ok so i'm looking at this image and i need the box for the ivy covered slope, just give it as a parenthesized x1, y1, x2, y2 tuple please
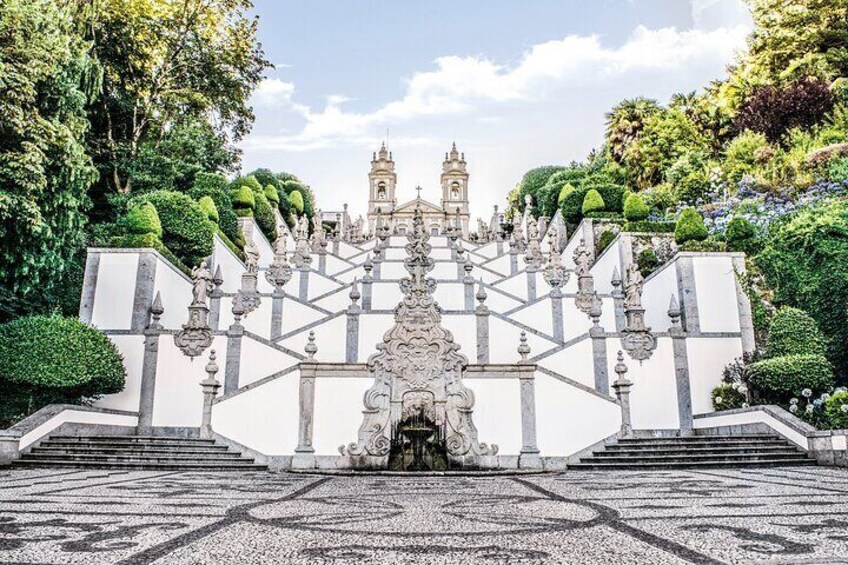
(503, 0, 848, 428)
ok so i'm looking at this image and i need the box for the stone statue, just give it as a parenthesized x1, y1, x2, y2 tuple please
(624, 263, 644, 310)
(191, 261, 213, 306)
(573, 239, 591, 278)
(244, 236, 260, 275)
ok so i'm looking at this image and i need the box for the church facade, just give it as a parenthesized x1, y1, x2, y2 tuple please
(367, 142, 471, 237)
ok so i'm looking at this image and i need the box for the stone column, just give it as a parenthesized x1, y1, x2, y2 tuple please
(589, 293, 609, 394)
(346, 281, 361, 363)
(675, 255, 700, 333)
(131, 251, 158, 331)
(362, 255, 374, 311)
(731, 255, 756, 354)
(318, 239, 328, 275)
(79, 251, 101, 324)
(270, 287, 285, 340)
(517, 333, 542, 469)
(138, 292, 164, 433)
(611, 351, 633, 437)
(199, 350, 222, 440)
(669, 295, 694, 435)
(610, 266, 626, 332)
(526, 270, 537, 302)
(509, 240, 519, 275)
(293, 332, 318, 470)
(224, 294, 245, 394)
(475, 281, 490, 363)
(298, 267, 309, 301)
(463, 260, 475, 311)
(550, 286, 564, 342)
(209, 265, 224, 331)
(372, 246, 383, 280)
(0, 431, 21, 465)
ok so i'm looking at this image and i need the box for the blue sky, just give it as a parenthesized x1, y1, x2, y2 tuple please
(240, 0, 752, 220)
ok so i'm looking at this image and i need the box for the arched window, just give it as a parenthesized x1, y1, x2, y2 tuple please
(377, 182, 387, 200)
(450, 182, 460, 200)
(398, 226, 407, 235)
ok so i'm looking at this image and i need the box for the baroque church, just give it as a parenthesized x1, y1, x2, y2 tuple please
(367, 142, 471, 237)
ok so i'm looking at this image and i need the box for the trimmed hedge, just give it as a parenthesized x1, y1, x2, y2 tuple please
(198, 196, 219, 224)
(558, 183, 576, 205)
(726, 216, 761, 255)
(677, 238, 727, 252)
(596, 230, 616, 255)
(767, 307, 828, 358)
(623, 193, 650, 221)
(584, 182, 626, 213)
(231, 185, 255, 216)
(264, 184, 280, 205)
(189, 174, 240, 246)
(253, 192, 278, 241)
(109, 233, 188, 274)
(132, 191, 215, 267)
(675, 207, 708, 244)
(636, 248, 659, 277)
(748, 354, 834, 401)
(582, 189, 605, 215)
(622, 220, 676, 233)
(124, 202, 162, 238)
(0, 316, 126, 425)
(289, 189, 305, 214)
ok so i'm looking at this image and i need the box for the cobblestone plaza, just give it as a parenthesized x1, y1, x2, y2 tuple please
(1, 466, 847, 564)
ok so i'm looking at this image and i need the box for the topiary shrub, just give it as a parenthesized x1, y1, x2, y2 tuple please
(623, 193, 649, 221)
(581, 189, 605, 215)
(198, 196, 219, 224)
(584, 182, 626, 213)
(675, 207, 708, 244)
(622, 220, 676, 233)
(189, 174, 240, 246)
(124, 202, 162, 238)
(558, 183, 576, 205)
(253, 192, 278, 241)
(231, 185, 255, 217)
(747, 354, 835, 402)
(264, 184, 280, 205)
(132, 191, 215, 267)
(596, 230, 616, 255)
(766, 307, 828, 359)
(636, 248, 659, 277)
(289, 189, 305, 214)
(824, 390, 848, 429)
(725, 216, 761, 255)
(0, 316, 126, 426)
(711, 383, 747, 411)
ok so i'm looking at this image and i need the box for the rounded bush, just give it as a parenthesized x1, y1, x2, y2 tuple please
(824, 391, 848, 429)
(231, 185, 255, 213)
(253, 192, 278, 241)
(677, 238, 727, 252)
(767, 307, 828, 358)
(264, 184, 280, 205)
(596, 230, 616, 255)
(748, 354, 835, 402)
(558, 183, 576, 205)
(711, 383, 747, 411)
(0, 316, 126, 422)
(675, 207, 708, 244)
(622, 220, 676, 233)
(584, 183, 626, 213)
(198, 196, 219, 224)
(289, 189, 305, 214)
(124, 202, 162, 238)
(561, 187, 588, 223)
(189, 174, 240, 247)
(623, 193, 650, 221)
(636, 248, 659, 277)
(133, 191, 215, 267)
(725, 216, 761, 255)
(581, 189, 605, 215)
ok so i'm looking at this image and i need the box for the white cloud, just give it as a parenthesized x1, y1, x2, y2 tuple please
(248, 23, 750, 151)
(690, 0, 751, 30)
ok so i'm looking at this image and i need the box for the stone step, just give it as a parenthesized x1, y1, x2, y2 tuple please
(581, 451, 811, 464)
(36, 443, 231, 454)
(14, 459, 268, 471)
(600, 445, 801, 455)
(19, 453, 256, 464)
(48, 435, 216, 445)
(612, 438, 787, 448)
(569, 458, 817, 470)
(29, 448, 242, 459)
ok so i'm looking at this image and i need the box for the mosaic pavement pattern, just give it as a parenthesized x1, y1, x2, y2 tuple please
(0, 466, 847, 564)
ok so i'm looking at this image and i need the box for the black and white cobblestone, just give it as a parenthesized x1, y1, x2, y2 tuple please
(0, 466, 846, 564)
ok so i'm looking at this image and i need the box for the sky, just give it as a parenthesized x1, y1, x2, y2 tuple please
(239, 0, 753, 221)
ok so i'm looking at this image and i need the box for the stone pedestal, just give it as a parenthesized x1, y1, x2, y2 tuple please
(0, 431, 21, 466)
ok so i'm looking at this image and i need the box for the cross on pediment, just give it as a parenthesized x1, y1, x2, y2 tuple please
(416, 185, 422, 199)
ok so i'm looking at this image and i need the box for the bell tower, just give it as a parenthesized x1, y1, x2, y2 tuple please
(441, 142, 470, 236)
(367, 142, 397, 234)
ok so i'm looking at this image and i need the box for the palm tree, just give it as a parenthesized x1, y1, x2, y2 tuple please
(604, 97, 661, 163)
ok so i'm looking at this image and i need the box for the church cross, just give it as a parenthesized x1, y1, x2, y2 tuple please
(415, 185, 422, 199)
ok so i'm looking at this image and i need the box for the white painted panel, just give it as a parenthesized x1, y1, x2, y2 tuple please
(92, 253, 138, 329)
(483, 255, 511, 277)
(211, 236, 245, 293)
(511, 298, 554, 337)
(687, 337, 743, 417)
(431, 262, 457, 280)
(359, 314, 394, 360)
(313, 377, 374, 455)
(693, 256, 741, 333)
(213, 374, 300, 455)
(441, 314, 477, 358)
(488, 317, 557, 363)
(611, 337, 680, 430)
(241, 298, 273, 337)
(464, 379, 522, 455)
(313, 288, 352, 313)
(537, 338, 595, 389)
(96, 335, 145, 412)
(494, 273, 528, 301)
(431, 247, 453, 261)
(281, 315, 347, 363)
(307, 272, 342, 300)
(591, 239, 621, 294)
(380, 262, 407, 279)
(535, 373, 620, 456)
(370, 283, 404, 309)
(693, 410, 808, 448)
(239, 337, 299, 387)
(562, 299, 594, 341)
(642, 261, 678, 333)
(433, 282, 466, 311)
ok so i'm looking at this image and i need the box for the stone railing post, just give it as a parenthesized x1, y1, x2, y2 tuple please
(669, 295, 694, 435)
(224, 293, 245, 394)
(209, 265, 224, 331)
(611, 351, 633, 437)
(509, 239, 518, 275)
(362, 254, 374, 310)
(346, 281, 361, 362)
(138, 292, 164, 433)
(589, 293, 609, 394)
(475, 281, 490, 363)
(199, 350, 222, 439)
(463, 260, 474, 311)
(0, 431, 21, 465)
(293, 332, 318, 470)
(610, 266, 626, 332)
(517, 332, 542, 469)
(298, 267, 309, 301)
(550, 285, 564, 341)
(372, 246, 383, 280)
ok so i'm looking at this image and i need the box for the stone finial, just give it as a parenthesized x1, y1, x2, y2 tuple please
(363, 253, 373, 274)
(205, 349, 219, 380)
(463, 258, 474, 281)
(476, 280, 488, 309)
(456, 240, 465, 260)
(149, 291, 164, 330)
(213, 264, 224, 289)
(232, 292, 246, 324)
(668, 293, 681, 328)
(518, 331, 531, 362)
(589, 292, 603, 327)
(349, 278, 361, 305)
(611, 350, 634, 437)
(611, 266, 622, 291)
(614, 350, 628, 381)
(305, 331, 318, 360)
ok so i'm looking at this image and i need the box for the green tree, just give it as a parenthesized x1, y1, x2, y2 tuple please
(675, 207, 709, 244)
(605, 97, 662, 164)
(0, 0, 97, 314)
(517, 166, 566, 214)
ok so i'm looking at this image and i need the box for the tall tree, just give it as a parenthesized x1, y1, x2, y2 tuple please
(80, 0, 269, 199)
(604, 97, 662, 165)
(0, 0, 97, 313)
